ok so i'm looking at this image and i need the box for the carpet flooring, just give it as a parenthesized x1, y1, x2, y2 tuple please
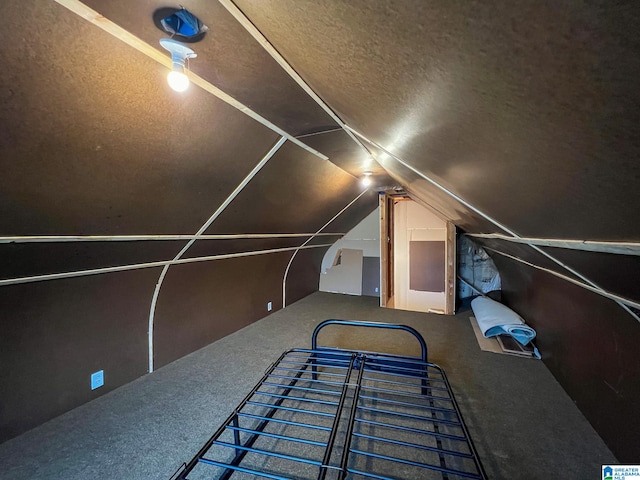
(0, 292, 616, 479)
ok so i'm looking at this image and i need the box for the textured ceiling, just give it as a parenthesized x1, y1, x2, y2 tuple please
(81, 0, 340, 137)
(234, 0, 640, 241)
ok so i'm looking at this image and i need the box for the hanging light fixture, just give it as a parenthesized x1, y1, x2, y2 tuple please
(159, 38, 197, 92)
(361, 171, 373, 187)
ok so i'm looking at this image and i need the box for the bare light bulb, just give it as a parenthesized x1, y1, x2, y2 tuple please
(361, 171, 373, 187)
(167, 70, 190, 92)
(159, 38, 196, 94)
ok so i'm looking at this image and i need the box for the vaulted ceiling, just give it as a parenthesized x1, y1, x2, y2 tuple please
(50, 1, 640, 302)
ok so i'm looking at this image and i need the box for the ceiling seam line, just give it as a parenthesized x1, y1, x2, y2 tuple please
(348, 126, 638, 320)
(217, 0, 375, 168)
(295, 128, 345, 139)
(147, 136, 286, 373)
(52, 0, 328, 160)
(466, 233, 640, 256)
(0, 233, 345, 244)
(483, 246, 640, 319)
(0, 244, 332, 287)
(282, 188, 370, 308)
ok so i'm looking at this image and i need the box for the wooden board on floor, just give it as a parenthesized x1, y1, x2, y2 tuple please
(469, 317, 538, 358)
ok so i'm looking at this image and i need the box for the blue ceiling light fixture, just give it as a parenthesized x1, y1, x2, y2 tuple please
(159, 38, 197, 92)
(154, 7, 208, 43)
(160, 7, 208, 40)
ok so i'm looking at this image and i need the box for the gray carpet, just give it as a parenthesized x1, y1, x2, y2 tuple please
(0, 292, 616, 479)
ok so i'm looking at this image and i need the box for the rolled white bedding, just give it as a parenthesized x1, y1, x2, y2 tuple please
(471, 296, 536, 346)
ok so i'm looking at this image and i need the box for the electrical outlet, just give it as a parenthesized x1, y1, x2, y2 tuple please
(267, 301, 273, 311)
(375, 287, 379, 293)
(91, 370, 104, 390)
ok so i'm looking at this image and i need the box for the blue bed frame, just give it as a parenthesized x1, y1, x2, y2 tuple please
(171, 319, 487, 480)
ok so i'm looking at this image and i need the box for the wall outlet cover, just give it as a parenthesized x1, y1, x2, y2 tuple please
(91, 370, 104, 390)
(267, 301, 273, 311)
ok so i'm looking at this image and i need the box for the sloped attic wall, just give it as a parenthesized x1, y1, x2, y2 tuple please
(0, 2, 380, 444)
(233, 0, 640, 460)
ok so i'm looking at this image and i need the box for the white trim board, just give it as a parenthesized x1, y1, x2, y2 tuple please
(148, 137, 286, 373)
(467, 233, 640, 256)
(484, 246, 640, 312)
(0, 243, 332, 288)
(0, 233, 344, 244)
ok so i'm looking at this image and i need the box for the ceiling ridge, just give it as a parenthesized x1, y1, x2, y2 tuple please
(217, 0, 374, 168)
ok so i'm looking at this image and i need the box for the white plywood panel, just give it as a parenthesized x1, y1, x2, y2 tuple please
(321, 208, 380, 273)
(319, 248, 363, 295)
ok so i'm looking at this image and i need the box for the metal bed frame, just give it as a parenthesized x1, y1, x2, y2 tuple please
(171, 319, 487, 480)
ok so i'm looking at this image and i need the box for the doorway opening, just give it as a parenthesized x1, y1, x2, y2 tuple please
(380, 192, 455, 314)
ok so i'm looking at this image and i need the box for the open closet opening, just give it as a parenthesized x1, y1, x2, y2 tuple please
(380, 192, 455, 314)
